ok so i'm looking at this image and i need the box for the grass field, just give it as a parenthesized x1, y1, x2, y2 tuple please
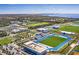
(74, 45, 79, 50)
(28, 22, 49, 27)
(40, 36, 67, 47)
(59, 25, 79, 33)
(0, 36, 12, 45)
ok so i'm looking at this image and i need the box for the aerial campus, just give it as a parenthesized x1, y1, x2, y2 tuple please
(0, 4, 79, 55)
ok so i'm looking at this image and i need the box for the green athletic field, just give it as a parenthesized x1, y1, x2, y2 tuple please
(40, 36, 67, 47)
(28, 22, 49, 27)
(0, 36, 12, 46)
(59, 25, 79, 33)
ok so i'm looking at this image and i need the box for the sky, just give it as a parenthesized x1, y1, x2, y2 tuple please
(0, 4, 79, 14)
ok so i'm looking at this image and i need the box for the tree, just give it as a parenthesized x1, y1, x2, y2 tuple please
(0, 30, 7, 37)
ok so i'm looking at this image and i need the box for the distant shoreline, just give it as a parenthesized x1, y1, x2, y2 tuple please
(0, 14, 79, 18)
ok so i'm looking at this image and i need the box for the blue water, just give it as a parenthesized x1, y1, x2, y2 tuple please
(42, 14, 79, 18)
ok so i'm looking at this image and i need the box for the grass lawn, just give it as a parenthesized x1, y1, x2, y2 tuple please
(0, 36, 12, 46)
(28, 22, 49, 27)
(59, 25, 79, 33)
(74, 45, 79, 50)
(40, 36, 67, 47)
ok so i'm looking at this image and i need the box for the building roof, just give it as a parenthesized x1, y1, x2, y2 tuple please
(24, 41, 47, 53)
(61, 31, 75, 34)
(37, 28, 48, 31)
(11, 28, 27, 33)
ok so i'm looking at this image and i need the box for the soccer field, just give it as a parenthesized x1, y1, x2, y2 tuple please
(59, 25, 79, 33)
(40, 36, 67, 47)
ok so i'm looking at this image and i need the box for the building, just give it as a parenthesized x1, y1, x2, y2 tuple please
(11, 28, 27, 34)
(10, 21, 22, 25)
(52, 25, 60, 29)
(2, 43, 24, 55)
(37, 28, 48, 33)
(61, 31, 75, 35)
(23, 41, 47, 55)
(9, 24, 20, 31)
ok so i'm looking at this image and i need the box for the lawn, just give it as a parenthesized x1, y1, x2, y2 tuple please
(40, 36, 67, 47)
(0, 36, 12, 45)
(28, 22, 49, 27)
(74, 45, 79, 51)
(59, 25, 79, 33)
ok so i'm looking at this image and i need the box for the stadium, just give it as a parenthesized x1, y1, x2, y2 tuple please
(34, 33, 72, 51)
(23, 33, 72, 55)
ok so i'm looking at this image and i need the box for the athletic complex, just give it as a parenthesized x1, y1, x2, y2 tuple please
(23, 33, 72, 55)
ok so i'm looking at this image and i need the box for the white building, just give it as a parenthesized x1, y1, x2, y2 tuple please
(61, 31, 75, 35)
(11, 28, 27, 33)
(23, 41, 47, 55)
(37, 28, 48, 33)
(52, 25, 60, 29)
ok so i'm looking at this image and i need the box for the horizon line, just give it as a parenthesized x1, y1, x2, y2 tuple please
(0, 13, 79, 14)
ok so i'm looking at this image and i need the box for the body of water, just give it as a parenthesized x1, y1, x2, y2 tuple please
(43, 14, 79, 18)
